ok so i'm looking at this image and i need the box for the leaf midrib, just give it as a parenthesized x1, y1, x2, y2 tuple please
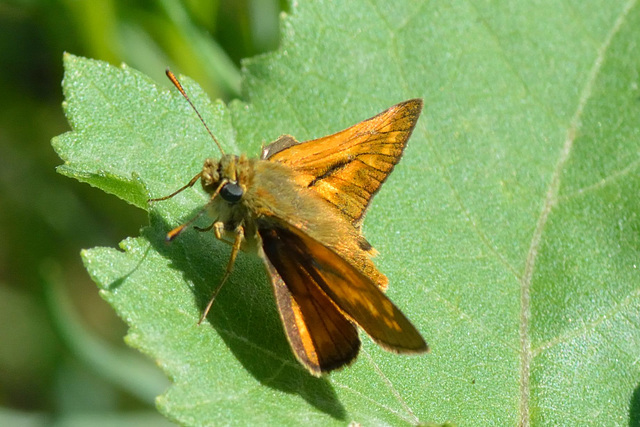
(517, 2, 637, 425)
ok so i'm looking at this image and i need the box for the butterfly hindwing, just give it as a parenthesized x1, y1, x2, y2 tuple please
(260, 229, 360, 375)
(260, 223, 427, 358)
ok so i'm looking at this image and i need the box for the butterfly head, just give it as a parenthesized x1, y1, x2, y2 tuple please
(201, 154, 252, 204)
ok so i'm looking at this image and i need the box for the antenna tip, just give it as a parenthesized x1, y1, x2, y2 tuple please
(166, 224, 187, 242)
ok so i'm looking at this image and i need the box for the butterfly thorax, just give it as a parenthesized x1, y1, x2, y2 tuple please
(199, 154, 307, 250)
(198, 153, 388, 290)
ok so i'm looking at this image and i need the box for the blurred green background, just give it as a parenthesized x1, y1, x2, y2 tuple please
(0, 0, 286, 424)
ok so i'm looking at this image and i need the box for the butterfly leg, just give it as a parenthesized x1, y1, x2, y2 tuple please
(198, 223, 245, 324)
(213, 221, 227, 241)
(194, 221, 238, 247)
(194, 222, 214, 233)
(148, 172, 202, 202)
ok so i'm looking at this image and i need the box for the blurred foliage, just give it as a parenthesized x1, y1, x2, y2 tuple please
(0, 0, 285, 423)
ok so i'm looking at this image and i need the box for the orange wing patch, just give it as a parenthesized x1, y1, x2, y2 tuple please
(263, 99, 423, 228)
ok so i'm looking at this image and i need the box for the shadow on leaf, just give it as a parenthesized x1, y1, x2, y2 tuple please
(629, 381, 640, 427)
(145, 210, 347, 420)
(105, 244, 153, 291)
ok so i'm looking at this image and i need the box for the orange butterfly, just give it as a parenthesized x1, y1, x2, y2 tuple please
(151, 71, 428, 375)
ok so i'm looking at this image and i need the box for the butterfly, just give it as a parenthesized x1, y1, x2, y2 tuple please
(151, 70, 428, 375)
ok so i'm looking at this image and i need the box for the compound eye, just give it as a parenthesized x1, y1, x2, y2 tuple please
(220, 182, 243, 203)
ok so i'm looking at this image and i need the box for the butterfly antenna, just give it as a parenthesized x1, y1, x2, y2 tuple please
(166, 69, 225, 155)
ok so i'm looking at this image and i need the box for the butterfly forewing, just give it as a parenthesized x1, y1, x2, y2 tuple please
(264, 99, 423, 228)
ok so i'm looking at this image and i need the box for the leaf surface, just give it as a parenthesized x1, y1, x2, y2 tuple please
(53, 1, 640, 425)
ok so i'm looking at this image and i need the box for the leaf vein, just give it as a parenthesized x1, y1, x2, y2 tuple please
(532, 288, 640, 357)
(558, 157, 640, 202)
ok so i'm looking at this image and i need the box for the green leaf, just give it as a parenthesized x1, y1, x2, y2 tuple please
(52, 1, 640, 425)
